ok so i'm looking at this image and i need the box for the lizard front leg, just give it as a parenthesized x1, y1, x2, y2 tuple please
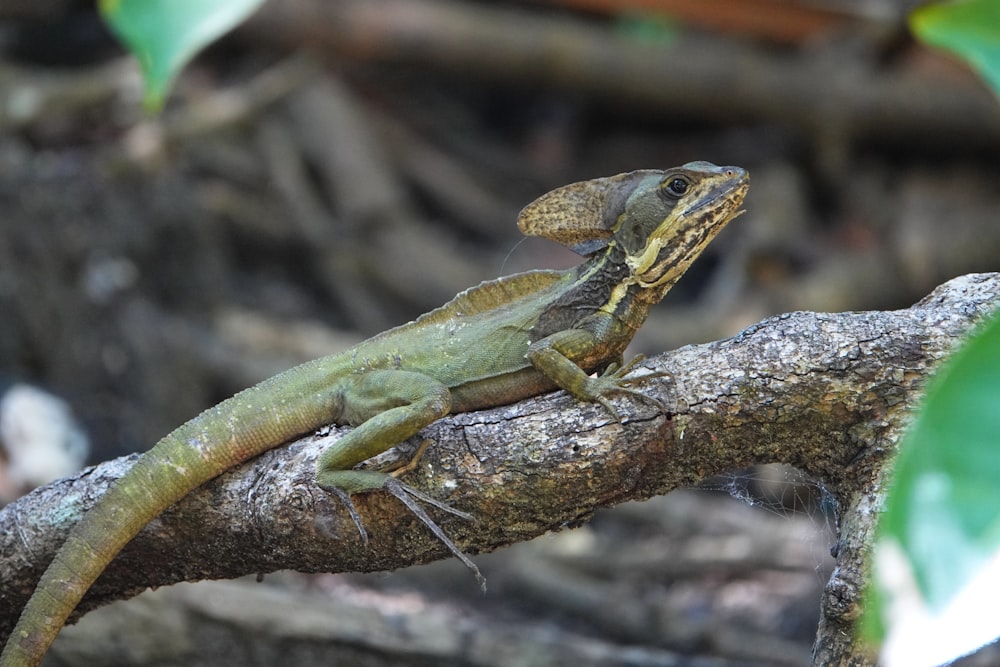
(527, 329, 665, 421)
(315, 370, 483, 585)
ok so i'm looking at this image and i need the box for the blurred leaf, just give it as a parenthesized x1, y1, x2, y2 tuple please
(910, 0, 1000, 98)
(866, 308, 1000, 665)
(613, 12, 679, 45)
(100, 0, 265, 111)
(885, 310, 1000, 606)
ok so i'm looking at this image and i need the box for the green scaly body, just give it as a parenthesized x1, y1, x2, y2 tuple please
(1, 162, 748, 666)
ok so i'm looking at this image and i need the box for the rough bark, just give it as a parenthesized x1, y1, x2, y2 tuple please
(1, 273, 998, 666)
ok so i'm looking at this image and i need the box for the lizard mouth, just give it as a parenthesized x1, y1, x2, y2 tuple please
(681, 169, 749, 218)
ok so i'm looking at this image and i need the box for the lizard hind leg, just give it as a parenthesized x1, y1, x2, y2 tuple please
(315, 369, 483, 587)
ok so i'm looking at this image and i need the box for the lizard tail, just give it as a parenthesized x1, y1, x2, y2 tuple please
(1, 371, 333, 667)
(2, 449, 214, 666)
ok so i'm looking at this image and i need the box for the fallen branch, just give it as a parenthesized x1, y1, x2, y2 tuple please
(1, 273, 998, 666)
(245, 0, 1000, 153)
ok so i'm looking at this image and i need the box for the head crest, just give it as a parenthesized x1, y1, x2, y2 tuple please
(516, 171, 662, 255)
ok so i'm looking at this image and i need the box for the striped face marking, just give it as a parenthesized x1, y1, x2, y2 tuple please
(615, 163, 748, 292)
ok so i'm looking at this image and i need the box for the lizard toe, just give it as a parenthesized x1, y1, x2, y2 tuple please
(382, 477, 485, 591)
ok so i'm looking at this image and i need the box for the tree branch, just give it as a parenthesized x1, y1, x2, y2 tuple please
(2, 273, 998, 664)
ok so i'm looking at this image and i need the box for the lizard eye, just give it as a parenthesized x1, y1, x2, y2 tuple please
(665, 177, 689, 197)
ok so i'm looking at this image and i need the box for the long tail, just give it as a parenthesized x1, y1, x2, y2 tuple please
(1, 369, 330, 667)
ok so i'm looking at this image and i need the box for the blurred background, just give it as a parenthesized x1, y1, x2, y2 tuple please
(1, 0, 998, 665)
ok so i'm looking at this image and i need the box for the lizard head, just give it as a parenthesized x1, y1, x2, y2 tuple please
(614, 162, 749, 291)
(517, 162, 749, 291)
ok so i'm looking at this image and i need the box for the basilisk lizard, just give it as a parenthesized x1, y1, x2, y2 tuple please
(1, 161, 748, 666)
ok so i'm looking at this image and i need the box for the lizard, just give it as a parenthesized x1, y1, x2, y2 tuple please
(1, 161, 748, 666)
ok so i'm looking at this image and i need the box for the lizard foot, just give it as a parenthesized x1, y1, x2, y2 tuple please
(322, 471, 484, 590)
(382, 477, 485, 591)
(589, 354, 669, 420)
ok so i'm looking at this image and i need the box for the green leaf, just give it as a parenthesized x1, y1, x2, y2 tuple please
(99, 0, 265, 111)
(910, 0, 1000, 98)
(886, 309, 1000, 607)
(866, 308, 1000, 664)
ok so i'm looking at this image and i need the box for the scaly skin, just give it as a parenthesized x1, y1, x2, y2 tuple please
(1, 162, 748, 666)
